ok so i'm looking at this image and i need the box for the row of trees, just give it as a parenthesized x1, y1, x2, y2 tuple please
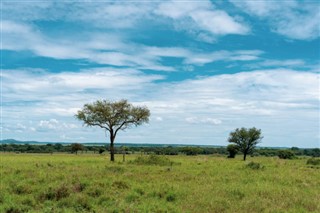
(1, 143, 319, 158)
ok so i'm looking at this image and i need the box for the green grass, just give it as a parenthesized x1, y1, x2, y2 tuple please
(0, 153, 319, 212)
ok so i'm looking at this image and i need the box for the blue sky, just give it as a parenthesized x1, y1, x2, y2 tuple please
(1, 0, 319, 148)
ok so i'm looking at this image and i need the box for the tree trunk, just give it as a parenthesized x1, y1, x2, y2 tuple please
(110, 131, 115, 162)
(243, 152, 247, 161)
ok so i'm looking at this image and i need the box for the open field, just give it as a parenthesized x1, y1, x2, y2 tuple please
(0, 153, 319, 213)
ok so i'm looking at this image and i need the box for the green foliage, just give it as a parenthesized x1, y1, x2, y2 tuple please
(180, 146, 203, 155)
(307, 158, 320, 166)
(131, 154, 174, 166)
(246, 162, 264, 170)
(71, 143, 84, 154)
(226, 144, 238, 158)
(2, 143, 318, 159)
(228, 127, 263, 161)
(310, 148, 320, 157)
(75, 99, 150, 161)
(278, 150, 296, 159)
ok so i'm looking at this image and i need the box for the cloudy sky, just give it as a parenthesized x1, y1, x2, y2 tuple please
(1, 1, 319, 148)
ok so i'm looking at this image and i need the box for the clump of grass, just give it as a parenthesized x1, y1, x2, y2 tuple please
(166, 191, 176, 202)
(5, 206, 29, 213)
(86, 187, 103, 197)
(40, 185, 70, 201)
(150, 187, 177, 202)
(112, 180, 129, 189)
(246, 162, 264, 170)
(134, 188, 145, 196)
(73, 181, 88, 193)
(131, 154, 174, 166)
(73, 195, 92, 212)
(105, 165, 125, 173)
(125, 192, 140, 203)
(12, 184, 31, 195)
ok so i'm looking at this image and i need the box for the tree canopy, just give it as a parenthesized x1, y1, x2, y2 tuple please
(76, 99, 150, 161)
(228, 127, 263, 161)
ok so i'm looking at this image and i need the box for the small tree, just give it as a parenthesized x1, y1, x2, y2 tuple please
(278, 150, 295, 159)
(76, 99, 150, 162)
(71, 143, 84, 155)
(228, 127, 263, 161)
(227, 144, 238, 158)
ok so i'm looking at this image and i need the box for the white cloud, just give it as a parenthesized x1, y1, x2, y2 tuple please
(244, 59, 306, 69)
(2, 68, 319, 146)
(1, 20, 258, 70)
(155, 1, 211, 19)
(183, 50, 263, 65)
(39, 119, 59, 130)
(190, 10, 249, 35)
(155, 117, 163, 122)
(186, 117, 222, 125)
(230, 0, 320, 40)
(156, 0, 250, 37)
(38, 119, 79, 131)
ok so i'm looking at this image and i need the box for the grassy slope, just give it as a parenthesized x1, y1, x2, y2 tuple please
(0, 153, 319, 213)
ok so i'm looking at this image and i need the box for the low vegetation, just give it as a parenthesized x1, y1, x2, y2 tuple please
(130, 154, 175, 166)
(0, 153, 319, 212)
(306, 158, 320, 168)
(1, 143, 319, 158)
(278, 150, 296, 159)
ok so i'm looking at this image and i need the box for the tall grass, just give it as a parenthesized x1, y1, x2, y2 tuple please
(0, 153, 319, 212)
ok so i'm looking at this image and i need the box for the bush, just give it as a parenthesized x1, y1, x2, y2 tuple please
(131, 154, 174, 166)
(246, 162, 264, 170)
(227, 144, 238, 158)
(278, 150, 296, 159)
(307, 158, 320, 166)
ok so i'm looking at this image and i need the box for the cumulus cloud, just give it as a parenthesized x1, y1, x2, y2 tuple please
(156, 0, 249, 37)
(2, 68, 319, 146)
(230, 0, 320, 40)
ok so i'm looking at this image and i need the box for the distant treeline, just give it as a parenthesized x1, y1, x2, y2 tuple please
(0, 143, 319, 157)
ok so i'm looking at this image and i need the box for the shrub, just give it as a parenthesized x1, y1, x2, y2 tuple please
(246, 162, 264, 170)
(227, 144, 238, 158)
(307, 158, 320, 166)
(166, 192, 176, 202)
(131, 154, 174, 166)
(278, 150, 296, 159)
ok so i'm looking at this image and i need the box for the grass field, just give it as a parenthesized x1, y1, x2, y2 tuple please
(0, 153, 319, 213)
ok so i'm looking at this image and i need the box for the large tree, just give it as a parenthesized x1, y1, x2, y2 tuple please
(228, 127, 263, 161)
(76, 99, 150, 161)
